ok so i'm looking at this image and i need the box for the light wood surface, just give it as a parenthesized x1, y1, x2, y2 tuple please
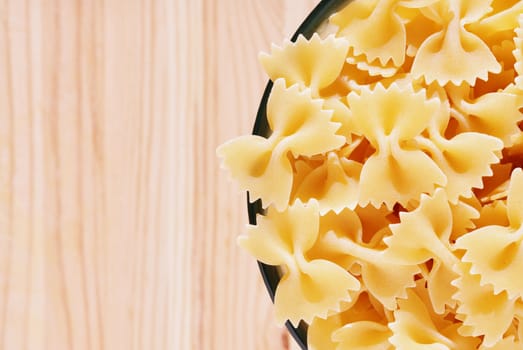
(0, 0, 318, 349)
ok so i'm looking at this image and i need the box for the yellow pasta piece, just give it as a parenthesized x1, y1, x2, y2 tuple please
(452, 262, 516, 347)
(425, 131, 503, 201)
(275, 258, 359, 327)
(267, 80, 345, 158)
(413, 22, 500, 85)
(412, 0, 501, 85)
(311, 208, 419, 310)
(239, 200, 360, 326)
(385, 189, 454, 265)
(217, 79, 344, 210)
(348, 83, 446, 208)
(321, 230, 419, 311)
(330, 0, 406, 67)
(259, 34, 349, 94)
(455, 169, 523, 299)
(217, 134, 286, 205)
(385, 189, 459, 313)
(447, 84, 523, 147)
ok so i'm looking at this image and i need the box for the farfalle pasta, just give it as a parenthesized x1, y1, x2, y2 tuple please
(260, 34, 350, 95)
(411, 0, 502, 85)
(239, 200, 361, 326)
(217, 79, 344, 211)
(217, 0, 523, 348)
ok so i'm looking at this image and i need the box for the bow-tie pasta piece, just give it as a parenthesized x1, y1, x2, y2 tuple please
(239, 200, 360, 326)
(385, 189, 459, 313)
(455, 169, 523, 299)
(426, 130, 503, 202)
(452, 262, 517, 347)
(389, 288, 478, 349)
(446, 84, 523, 147)
(277, 258, 359, 326)
(315, 208, 420, 310)
(330, 0, 410, 67)
(411, 0, 501, 85)
(259, 34, 349, 94)
(347, 83, 446, 209)
(267, 80, 345, 157)
(217, 79, 344, 211)
(217, 134, 285, 205)
(413, 89, 505, 202)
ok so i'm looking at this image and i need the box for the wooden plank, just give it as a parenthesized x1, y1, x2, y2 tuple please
(0, 0, 319, 348)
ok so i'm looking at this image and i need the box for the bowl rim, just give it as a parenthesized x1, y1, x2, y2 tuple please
(247, 0, 351, 348)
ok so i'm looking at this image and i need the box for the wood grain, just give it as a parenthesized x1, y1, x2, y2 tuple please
(0, 0, 319, 349)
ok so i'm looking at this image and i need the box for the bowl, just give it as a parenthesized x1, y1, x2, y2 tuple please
(247, 0, 352, 348)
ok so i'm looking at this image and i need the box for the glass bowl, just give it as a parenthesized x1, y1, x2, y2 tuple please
(247, 0, 352, 348)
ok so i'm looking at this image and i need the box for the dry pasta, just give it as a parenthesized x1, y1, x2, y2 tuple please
(217, 0, 523, 348)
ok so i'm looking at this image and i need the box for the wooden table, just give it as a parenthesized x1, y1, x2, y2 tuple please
(0, 0, 318, 349)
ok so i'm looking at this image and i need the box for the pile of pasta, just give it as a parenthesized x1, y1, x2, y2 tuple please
(217, 0, 523, 349)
